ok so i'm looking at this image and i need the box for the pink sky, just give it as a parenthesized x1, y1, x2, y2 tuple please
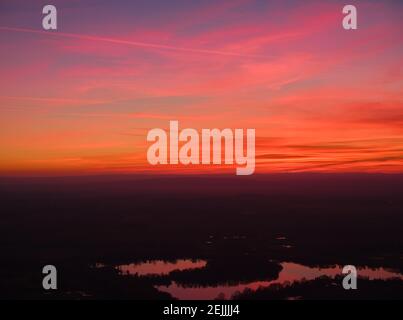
(0, 0, 402, 175)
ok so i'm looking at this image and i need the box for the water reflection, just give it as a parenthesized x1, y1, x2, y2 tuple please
(116, 259, 207, 276)
(111, 258, 403, 300)
(155, 262, 403, 300)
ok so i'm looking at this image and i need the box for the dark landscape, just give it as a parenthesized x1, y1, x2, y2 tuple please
(1, 173, 403, 299)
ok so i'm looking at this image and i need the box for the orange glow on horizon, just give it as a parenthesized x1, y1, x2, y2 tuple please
(1, 1, 402, 176)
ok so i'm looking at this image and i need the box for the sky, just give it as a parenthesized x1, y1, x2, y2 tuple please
(0, 0, 402, 175)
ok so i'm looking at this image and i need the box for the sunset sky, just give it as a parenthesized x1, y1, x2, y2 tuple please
(0, 0, 402, 175)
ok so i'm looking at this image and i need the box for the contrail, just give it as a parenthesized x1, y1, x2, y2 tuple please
(0, 26, 260, 58)
(0, 95, 108, 104)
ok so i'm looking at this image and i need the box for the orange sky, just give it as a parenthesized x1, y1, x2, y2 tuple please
(0, 0, 402, 176)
